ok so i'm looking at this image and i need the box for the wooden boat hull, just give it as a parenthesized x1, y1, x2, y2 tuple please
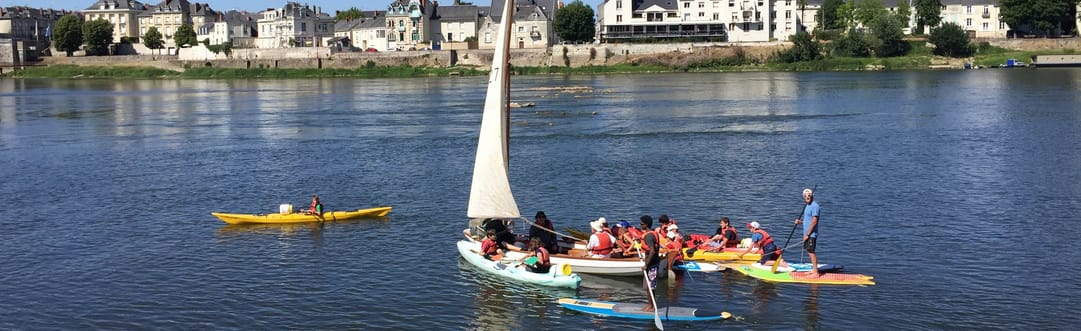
(457, 240, 581, 288)
(211, 206, 392, 225)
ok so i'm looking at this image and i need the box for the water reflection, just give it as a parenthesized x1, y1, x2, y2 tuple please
(751, 282, 778, 315)
(804, 285, 820, 330)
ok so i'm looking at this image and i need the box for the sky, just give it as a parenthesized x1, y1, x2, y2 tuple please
(7, 0, 606, 14)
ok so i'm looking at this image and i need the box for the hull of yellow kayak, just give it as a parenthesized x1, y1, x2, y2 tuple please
(211, 206, 392, 225)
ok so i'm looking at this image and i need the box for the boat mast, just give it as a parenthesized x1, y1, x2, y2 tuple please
(502, 0, 515, 169)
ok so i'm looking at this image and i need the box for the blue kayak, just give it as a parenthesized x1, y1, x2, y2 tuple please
(558, 298, 731, 321)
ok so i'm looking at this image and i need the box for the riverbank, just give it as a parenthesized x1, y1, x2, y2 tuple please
(2, 40, 1076, 79)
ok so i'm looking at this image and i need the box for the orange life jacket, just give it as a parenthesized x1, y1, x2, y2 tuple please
(751, 228, 778, 254)
(534, 246, 550, 268)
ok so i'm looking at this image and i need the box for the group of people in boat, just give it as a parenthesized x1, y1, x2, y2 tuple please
(471, 188, 823, 281)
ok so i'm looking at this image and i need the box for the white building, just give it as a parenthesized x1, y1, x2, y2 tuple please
(478, 0, 556, 49)
(197, 10, 256, 46)
(771, 0, 821, 41)
(83, 0, 147, 43)
(939, 0, 1008, 38)
(431, 4, 480, 46)
(256, 2, 334, 48)
(352, 14, 389, 51)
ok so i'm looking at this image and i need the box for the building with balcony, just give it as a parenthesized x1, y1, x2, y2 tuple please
(137, 1, 218, 47)
(83, 0, 147, 43)
(256, 2, 334, 48)
(940, 0, 1008, 38)
(1, 6, 71, 64)
(386, 0, 433, 50)
(597, 0, 732, 42)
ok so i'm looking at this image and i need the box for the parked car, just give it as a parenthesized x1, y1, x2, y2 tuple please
(365, 48, 378, 53)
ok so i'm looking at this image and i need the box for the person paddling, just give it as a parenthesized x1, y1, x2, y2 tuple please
(794, 188, 821, 276)
(304, 195, 324, 216)
(739, 221, 781, 267)
(524, 237, 551, 273)
(638, 215, 661, 312)
(707, 217, 739, 251)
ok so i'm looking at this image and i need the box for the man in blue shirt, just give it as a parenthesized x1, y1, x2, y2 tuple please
(794, 188, 821, 276)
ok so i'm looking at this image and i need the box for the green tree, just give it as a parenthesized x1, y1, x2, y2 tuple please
(895, 0, 912, 28)
(798, 0, 808, 31)
(53, 14, 83, 56)
(83, 19, 113, 56)
(835, 2, 857, 30)
(1000, 0, 1077, 36)
(832, 28, 872, 57)
(777, 31, 822, 62)
(869, 14, 909, 57)
(553, 0, 595, 43)
(853, 0, 887, 27)
(143, 27, 164, 49)
(174, 23, 198, 47)
(819, 0, 845, 30)
(913, 0, 942, 35)
(929, 22, 973, 57)
(335, 7, 365, 22)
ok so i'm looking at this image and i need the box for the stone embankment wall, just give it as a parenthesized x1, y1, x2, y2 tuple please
(175, 42, 789, 70)
(985, 38, 1081, 51)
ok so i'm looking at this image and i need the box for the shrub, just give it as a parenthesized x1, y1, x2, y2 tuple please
(777, 31, 822, 63)
(929, 22, 973, 57)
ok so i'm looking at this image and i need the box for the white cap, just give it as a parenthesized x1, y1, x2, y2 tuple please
(668, 224, 678, 231)
(803, 188, 813, 196)
(597, 217, 607, 224)
(748, 221, 761, 229)
(591, 219, 604, 231)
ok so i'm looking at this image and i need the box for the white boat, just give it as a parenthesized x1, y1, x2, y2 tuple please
(457, 240, 581, 288)
(459, 0, 646, 277)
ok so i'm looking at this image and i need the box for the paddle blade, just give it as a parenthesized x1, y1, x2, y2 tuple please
(654, 310, 663, 330)
(771, 257, 784, 274)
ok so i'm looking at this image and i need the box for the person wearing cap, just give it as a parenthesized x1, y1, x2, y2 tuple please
(587, 217, 616, 258)
(528, 211, 558, 254)
(638, 215, 661, 312)
(739, 221, 781, 266)
(794, 188, 821, 276)
(707, 217, 739, 251)
(663, 224, 684, 271)
(612, 221, 637, 258)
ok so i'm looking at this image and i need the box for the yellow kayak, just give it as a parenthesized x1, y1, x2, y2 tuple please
(682, 247, 761, 262)
(211, 206, 392, 225)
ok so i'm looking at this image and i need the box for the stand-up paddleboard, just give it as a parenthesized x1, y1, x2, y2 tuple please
(730, 261, 844, 273)
(724, 263, 875, 285)
(558, 298, 732, 321)
(671, 261, 726, 272)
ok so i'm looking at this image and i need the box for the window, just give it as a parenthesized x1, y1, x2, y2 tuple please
(966, 18, 972, 27)
(485, 32, 491, 43)
(302, 22, 307, 32)
(616, 1, 622, 9)
(448, 32, 453, 41)
(518, 26, 524, 32)
(412, 31, 418, 41)
(684, 2, 690, 8)
(699, 2, 704, 7)
(1000, 21, 1006, 29)
(729, 0, 735, 7)
(616, 15, 622, 22)
(786, 10, 790, 19)
(713, 13, 719, 20)
(966, 6, 972, 14)
(699, 12, 705, 17)
(786, 0, 791, 5)
(982, 22, 989, 31)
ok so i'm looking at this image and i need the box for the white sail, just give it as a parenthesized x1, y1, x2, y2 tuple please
(467, 0, 519, 219)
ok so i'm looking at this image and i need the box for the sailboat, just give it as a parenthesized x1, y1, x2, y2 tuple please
(456, 0, 647, 278)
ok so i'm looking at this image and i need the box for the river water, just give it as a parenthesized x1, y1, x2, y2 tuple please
(2, 69, 1080, 330)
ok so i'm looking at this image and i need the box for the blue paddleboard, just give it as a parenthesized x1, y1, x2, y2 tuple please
(558, 298, 731, 321)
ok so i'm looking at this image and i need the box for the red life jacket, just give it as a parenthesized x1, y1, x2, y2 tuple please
(626, 227, 643, 239)
(639, 231, 658, 254)
(751, 228, 778, 253)
(723, 227, 739, 247)
(590, 232, 613, 255)
(688, 234, 712, 248)
(481, 239, 499, 255)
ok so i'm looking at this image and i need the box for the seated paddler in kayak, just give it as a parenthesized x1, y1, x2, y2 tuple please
(612, 220, 641, 258)
(480, 229, 507, 261)
(739, 221, 785, 267)
(523, 237, 552, 273)
(707, 217, 739, 252)
(483, 218, 523, 252)
(302, 195, 324, 216)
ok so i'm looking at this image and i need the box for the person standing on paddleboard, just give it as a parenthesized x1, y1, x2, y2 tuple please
(638, 215, 661, 312)
(794, 188, 821, 277)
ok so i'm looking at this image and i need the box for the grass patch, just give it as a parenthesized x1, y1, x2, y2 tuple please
(4, 64, 181, 78)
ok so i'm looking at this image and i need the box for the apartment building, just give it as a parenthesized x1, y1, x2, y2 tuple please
(83, 0, 146, 43)
(256, 2, 335, 48)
